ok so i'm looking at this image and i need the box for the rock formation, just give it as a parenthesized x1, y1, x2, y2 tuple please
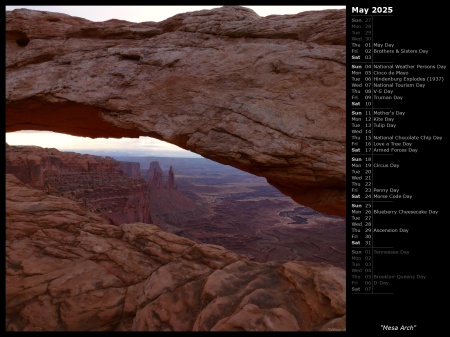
(5, 144, 204, 228)
(6, 173, 345, 331)
(148, 161, 165, 187)
(147, 161, 200, 227)
(5, 7, 346, 216)
(6, 144, 151, 225)
(168, 166, 176, 189)
(118, 161, 141, 178)
(147, 161, 177, 190)
(5, 144, 45, 188)
(5, 144, 140, 185)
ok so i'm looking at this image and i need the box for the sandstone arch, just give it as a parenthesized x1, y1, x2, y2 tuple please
(6, 7, 346, 216)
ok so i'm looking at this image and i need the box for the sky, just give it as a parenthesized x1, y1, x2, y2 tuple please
(5, 5, 345, 158)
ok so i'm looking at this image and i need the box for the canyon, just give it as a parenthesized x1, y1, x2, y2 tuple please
(6, 143, 152, 225)
(5, 144, 203, 229)
(5, 144, 346, 331)
(129, 156, 345, 268)
(6, 145, 345, 268)
(5, 6, 346, 331)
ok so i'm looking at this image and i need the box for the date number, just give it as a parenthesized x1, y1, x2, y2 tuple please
(372, 7, 393, 13)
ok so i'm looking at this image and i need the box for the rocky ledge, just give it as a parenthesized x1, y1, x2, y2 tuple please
(6, 174, 345, 331)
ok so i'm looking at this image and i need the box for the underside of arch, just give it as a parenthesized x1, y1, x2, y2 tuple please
(6, 7, 346, 217)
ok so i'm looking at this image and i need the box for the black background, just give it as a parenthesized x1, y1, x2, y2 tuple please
(346, 2, 448, 335)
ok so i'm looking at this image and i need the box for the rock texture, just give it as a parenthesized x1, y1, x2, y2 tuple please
(6, 173, 345, 331)
(5, 7, 346, 216)
(6, 144, 151, 225)
(5, 143, 138, 187)
(5, 144, 204, 227)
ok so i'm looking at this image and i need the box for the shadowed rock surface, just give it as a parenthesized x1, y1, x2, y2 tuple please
(5, 6, 346, 216)
(6, 174, 345, 331)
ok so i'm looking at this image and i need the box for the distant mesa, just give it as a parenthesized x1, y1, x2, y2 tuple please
(119, 161, 141, 178)
(5, 144, 140, 188)
(5, 144, 151, 225)
(5, 144, 199, 228)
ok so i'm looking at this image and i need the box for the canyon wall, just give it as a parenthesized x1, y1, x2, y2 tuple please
(119, 161, 141, 178)
(5, 7, 346, 216)
(5, 144, 151, 225)
(5, 145, 202, 227)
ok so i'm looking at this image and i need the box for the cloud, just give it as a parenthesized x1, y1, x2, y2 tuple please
(5, 6, 344, 23)
(6, 131, 202, 158)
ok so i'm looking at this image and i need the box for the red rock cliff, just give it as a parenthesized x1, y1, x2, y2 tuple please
(146, 161, 199, 226)
(5, 144, 151, 225)
(119, 161, 141, 178)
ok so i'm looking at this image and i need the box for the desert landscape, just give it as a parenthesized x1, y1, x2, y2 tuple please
(6, 145, 345, 268)
(5, 144, 346, 331)
(5, 6, 346, 331)
(118, 155, 346, 267)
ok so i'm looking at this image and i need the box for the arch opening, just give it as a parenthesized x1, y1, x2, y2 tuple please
(5, 132, 345, 267)
(5, 7, 346, 217)
(6, 97, 345, 217)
